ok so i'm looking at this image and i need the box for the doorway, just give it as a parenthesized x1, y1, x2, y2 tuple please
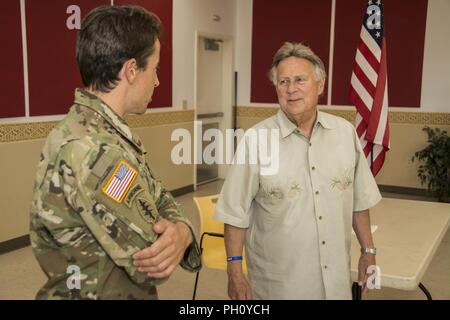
(194, 34, 233, 187)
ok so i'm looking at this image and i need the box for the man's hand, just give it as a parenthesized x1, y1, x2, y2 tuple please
(358, 252, 376, 298)
(132, 219, 192, 278)
(227, 269, 253, 300)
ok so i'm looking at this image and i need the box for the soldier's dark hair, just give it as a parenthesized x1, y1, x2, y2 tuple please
(76, 5, 163, 93)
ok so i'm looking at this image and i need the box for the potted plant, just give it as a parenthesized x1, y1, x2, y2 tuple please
(411, 126, 450, 203)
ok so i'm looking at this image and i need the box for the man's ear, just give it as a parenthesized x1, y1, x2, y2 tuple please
(121, 58, 138, 84)
(318, 78, 325, 96)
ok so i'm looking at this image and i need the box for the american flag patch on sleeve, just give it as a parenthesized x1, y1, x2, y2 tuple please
(102, 160, 138, 203)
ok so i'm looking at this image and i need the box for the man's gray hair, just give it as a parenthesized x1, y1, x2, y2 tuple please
(269, 42, 327, 85)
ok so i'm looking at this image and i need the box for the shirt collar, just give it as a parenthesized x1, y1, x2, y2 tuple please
(74, 88, 146, 154)
(277, 108, 333, 139)
(316, 110, 333, 130)
(276, 109, 298, 138)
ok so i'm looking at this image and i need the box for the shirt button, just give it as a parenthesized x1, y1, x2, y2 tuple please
(312, 166, 316, 171)
(319, 216, 323, 220)
(315, 191, 319, 195)
(324, 265, 328, 269)
(322, 241, 326, 245)
(309, 143, 312, 147)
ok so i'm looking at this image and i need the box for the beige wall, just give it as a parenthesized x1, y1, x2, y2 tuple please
(0, 113, 194, 243)
(173, 0, 236, 110)
(236, 107, 450, 189)
(0, 139, 45, 243)
(376, 123, 450, 188)
(134, 123, 194, 191)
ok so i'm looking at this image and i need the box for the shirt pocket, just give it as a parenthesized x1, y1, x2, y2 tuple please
(258, 176, 286, 206)
(329, 166, 355, 192)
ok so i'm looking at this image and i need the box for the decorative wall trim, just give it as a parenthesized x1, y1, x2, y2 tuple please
(2, 108, 449, 143)
(236, 107, 278, 119)
(0, 121, 57, 143)
(0, 110, 195, 143)
(126, 110, 195, 128)
(236, 106, 450, 125)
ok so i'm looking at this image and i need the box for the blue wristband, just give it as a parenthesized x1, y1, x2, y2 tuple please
(227, 256, 243, 262)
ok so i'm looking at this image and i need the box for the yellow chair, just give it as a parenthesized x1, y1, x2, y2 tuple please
(192, 195, 247, 300)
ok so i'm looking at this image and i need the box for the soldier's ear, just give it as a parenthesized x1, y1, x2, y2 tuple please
(122, 59, 138, 84)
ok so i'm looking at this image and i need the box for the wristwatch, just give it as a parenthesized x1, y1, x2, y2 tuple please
(361, 247, 377, 255)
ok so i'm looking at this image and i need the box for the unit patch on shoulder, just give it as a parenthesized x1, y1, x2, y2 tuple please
(102, 160, 138, 203)
(124, 183, 144, 208)
(136, 197, 159, 224)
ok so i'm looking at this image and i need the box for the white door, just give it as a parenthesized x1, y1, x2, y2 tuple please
(195, 35, 233, 186)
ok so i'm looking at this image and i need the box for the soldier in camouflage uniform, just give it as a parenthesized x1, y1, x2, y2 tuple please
(30, 5, 201, 300)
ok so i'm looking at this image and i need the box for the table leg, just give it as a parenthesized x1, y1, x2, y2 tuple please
(418, 282, 433, 300)
(352, 282, 362, 300)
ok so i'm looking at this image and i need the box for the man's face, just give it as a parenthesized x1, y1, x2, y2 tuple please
(275, 56, 325, 119)
(130, 39, 161, 114)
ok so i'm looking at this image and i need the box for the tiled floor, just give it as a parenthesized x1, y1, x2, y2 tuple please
(0, 180, 449, 300)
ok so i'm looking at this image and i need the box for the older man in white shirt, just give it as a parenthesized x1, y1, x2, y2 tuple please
(214, 42, 381, 300)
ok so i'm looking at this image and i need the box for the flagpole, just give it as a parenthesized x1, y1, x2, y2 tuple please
(370, 144, 374, 174)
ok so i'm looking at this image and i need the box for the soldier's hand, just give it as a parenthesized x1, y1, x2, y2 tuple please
(132, 219, 193, 278)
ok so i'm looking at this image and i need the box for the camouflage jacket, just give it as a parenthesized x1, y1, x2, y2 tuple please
(30, 89, 201, 300)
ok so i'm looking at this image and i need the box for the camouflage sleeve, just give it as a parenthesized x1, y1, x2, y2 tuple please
(58, 139, 169, 285)
(145, 165, 201, 272)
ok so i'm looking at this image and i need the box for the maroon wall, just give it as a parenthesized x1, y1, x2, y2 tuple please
(0, 0, 173, 119)
(332, 0, 428, 107)
(252, 0, 428, 108)
(115, 0, 173, 109)
(1, 0, 25, 118)
(251, 0, 332, 104)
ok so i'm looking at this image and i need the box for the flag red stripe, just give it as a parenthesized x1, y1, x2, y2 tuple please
(350, 1, 390, 177)
(366, 40, 388, 142)
(349, 88, 371, 121)
(363, 141, 372, 157)
(353, 62, 376, 98)
(356, 119, 367, 138)
(358, 41, 380, 73)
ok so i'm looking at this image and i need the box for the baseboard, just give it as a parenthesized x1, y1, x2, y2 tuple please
(0, 185, 195, 255)
(171, 184, 195, 197)
(0, 235, 30, 255)
(0, 183, 437, 255)
(378, 184, 434, 198)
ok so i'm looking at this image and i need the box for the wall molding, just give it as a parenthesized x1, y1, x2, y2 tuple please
(171, 184, 195, 197)
(126, 110, 195, 128)
(2, 107, 449, 143)
(0, 110, 195, 143)
(236, 106, 450, 125)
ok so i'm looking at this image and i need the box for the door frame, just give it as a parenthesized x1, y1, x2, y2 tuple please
(193, 31, 234, 190)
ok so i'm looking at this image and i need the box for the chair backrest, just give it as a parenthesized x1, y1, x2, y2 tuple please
(193, 195, 223, 236)
(193, 195, 247, 273)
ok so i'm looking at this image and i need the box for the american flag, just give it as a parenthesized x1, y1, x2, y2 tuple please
(350, 0, 390, 176)
(103, 161, 137, 203)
